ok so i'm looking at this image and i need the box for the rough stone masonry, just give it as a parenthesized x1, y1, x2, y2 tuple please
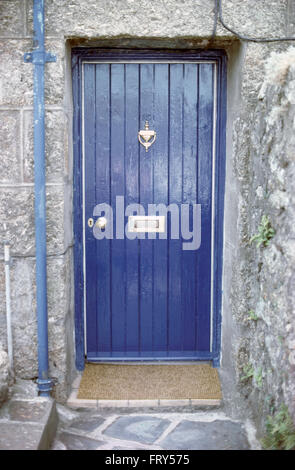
(0, 0, 295, 439)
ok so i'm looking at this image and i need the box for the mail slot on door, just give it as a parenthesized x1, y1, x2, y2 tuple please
(128, 216, 165, 233)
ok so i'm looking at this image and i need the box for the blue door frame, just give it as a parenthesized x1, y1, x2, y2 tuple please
(72, 48, 227, 370)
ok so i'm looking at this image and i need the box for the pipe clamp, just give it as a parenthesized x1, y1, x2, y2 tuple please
(24, 51, 56, 65)
(36, 378, 55, 394)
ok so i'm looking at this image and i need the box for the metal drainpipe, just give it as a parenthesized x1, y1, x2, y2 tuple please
(24, 0, 56, 397)
(4, 242, 13, 374)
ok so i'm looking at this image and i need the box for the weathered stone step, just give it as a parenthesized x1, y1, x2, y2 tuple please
(0, 397, 58, 450)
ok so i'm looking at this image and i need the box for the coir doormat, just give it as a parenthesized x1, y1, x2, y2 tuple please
(77, 363, 222, 400)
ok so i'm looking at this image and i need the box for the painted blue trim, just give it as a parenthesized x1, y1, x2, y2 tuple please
(72, 48, 227, 370)
(88, 357, 214, 363)
(72, 54, 85, 371)
(212, 53, 227, 368)
(24, 0, 56, 396)
(87, 351, 214, 361)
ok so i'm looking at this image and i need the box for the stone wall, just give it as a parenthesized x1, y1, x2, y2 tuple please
(0, 0, 75, 401)
(219, 37, 295, 432)
(0, 0, 294, 428)
(229, 46, 295, 433)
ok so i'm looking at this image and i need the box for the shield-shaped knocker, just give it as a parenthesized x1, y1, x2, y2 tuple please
(138, 120, 156, 152)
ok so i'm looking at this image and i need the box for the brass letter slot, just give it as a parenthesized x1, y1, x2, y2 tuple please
(128, 216, 165, 233)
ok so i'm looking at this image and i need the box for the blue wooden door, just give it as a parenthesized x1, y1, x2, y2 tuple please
(83, 60, 217, 361)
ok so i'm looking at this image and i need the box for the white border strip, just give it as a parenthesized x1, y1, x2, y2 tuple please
(82, 64, 87, 354)
(210, 62, 218, 353)
(82, 60, 218, 357)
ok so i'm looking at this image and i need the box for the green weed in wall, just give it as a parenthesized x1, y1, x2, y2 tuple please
(262, 404, 295, 450)
(250, 215, 275, 248)
(240, 363, 254, 382)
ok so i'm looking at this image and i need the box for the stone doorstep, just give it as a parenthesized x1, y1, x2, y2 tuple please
(67, 376, 221, 409)
(0, 397, 58, 450)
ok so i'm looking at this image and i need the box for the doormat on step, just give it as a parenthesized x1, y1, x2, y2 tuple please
(77, 363, 222, 400)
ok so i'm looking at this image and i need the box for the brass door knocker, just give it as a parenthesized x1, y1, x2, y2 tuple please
(138, 121, 156, 152)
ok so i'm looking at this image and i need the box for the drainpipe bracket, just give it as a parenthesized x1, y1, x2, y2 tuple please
(24, 51, 57, 64)
(36, 378, 55, 395)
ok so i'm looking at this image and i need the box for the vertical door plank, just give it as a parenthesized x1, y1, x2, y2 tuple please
(182, 63, 198, 352)
(84, 64, 98, 355)
(153, 64, 169, 355)
(110, 64, 126, 353)
(125, 64, 140, 354)
(95, 64, 112, 354)
(168, 64, 184, 354)
(139, 64, 154, 353)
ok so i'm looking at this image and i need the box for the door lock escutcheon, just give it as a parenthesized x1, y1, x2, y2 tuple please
(95, 217, 107, 229)
(88, 217, 107, 229)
